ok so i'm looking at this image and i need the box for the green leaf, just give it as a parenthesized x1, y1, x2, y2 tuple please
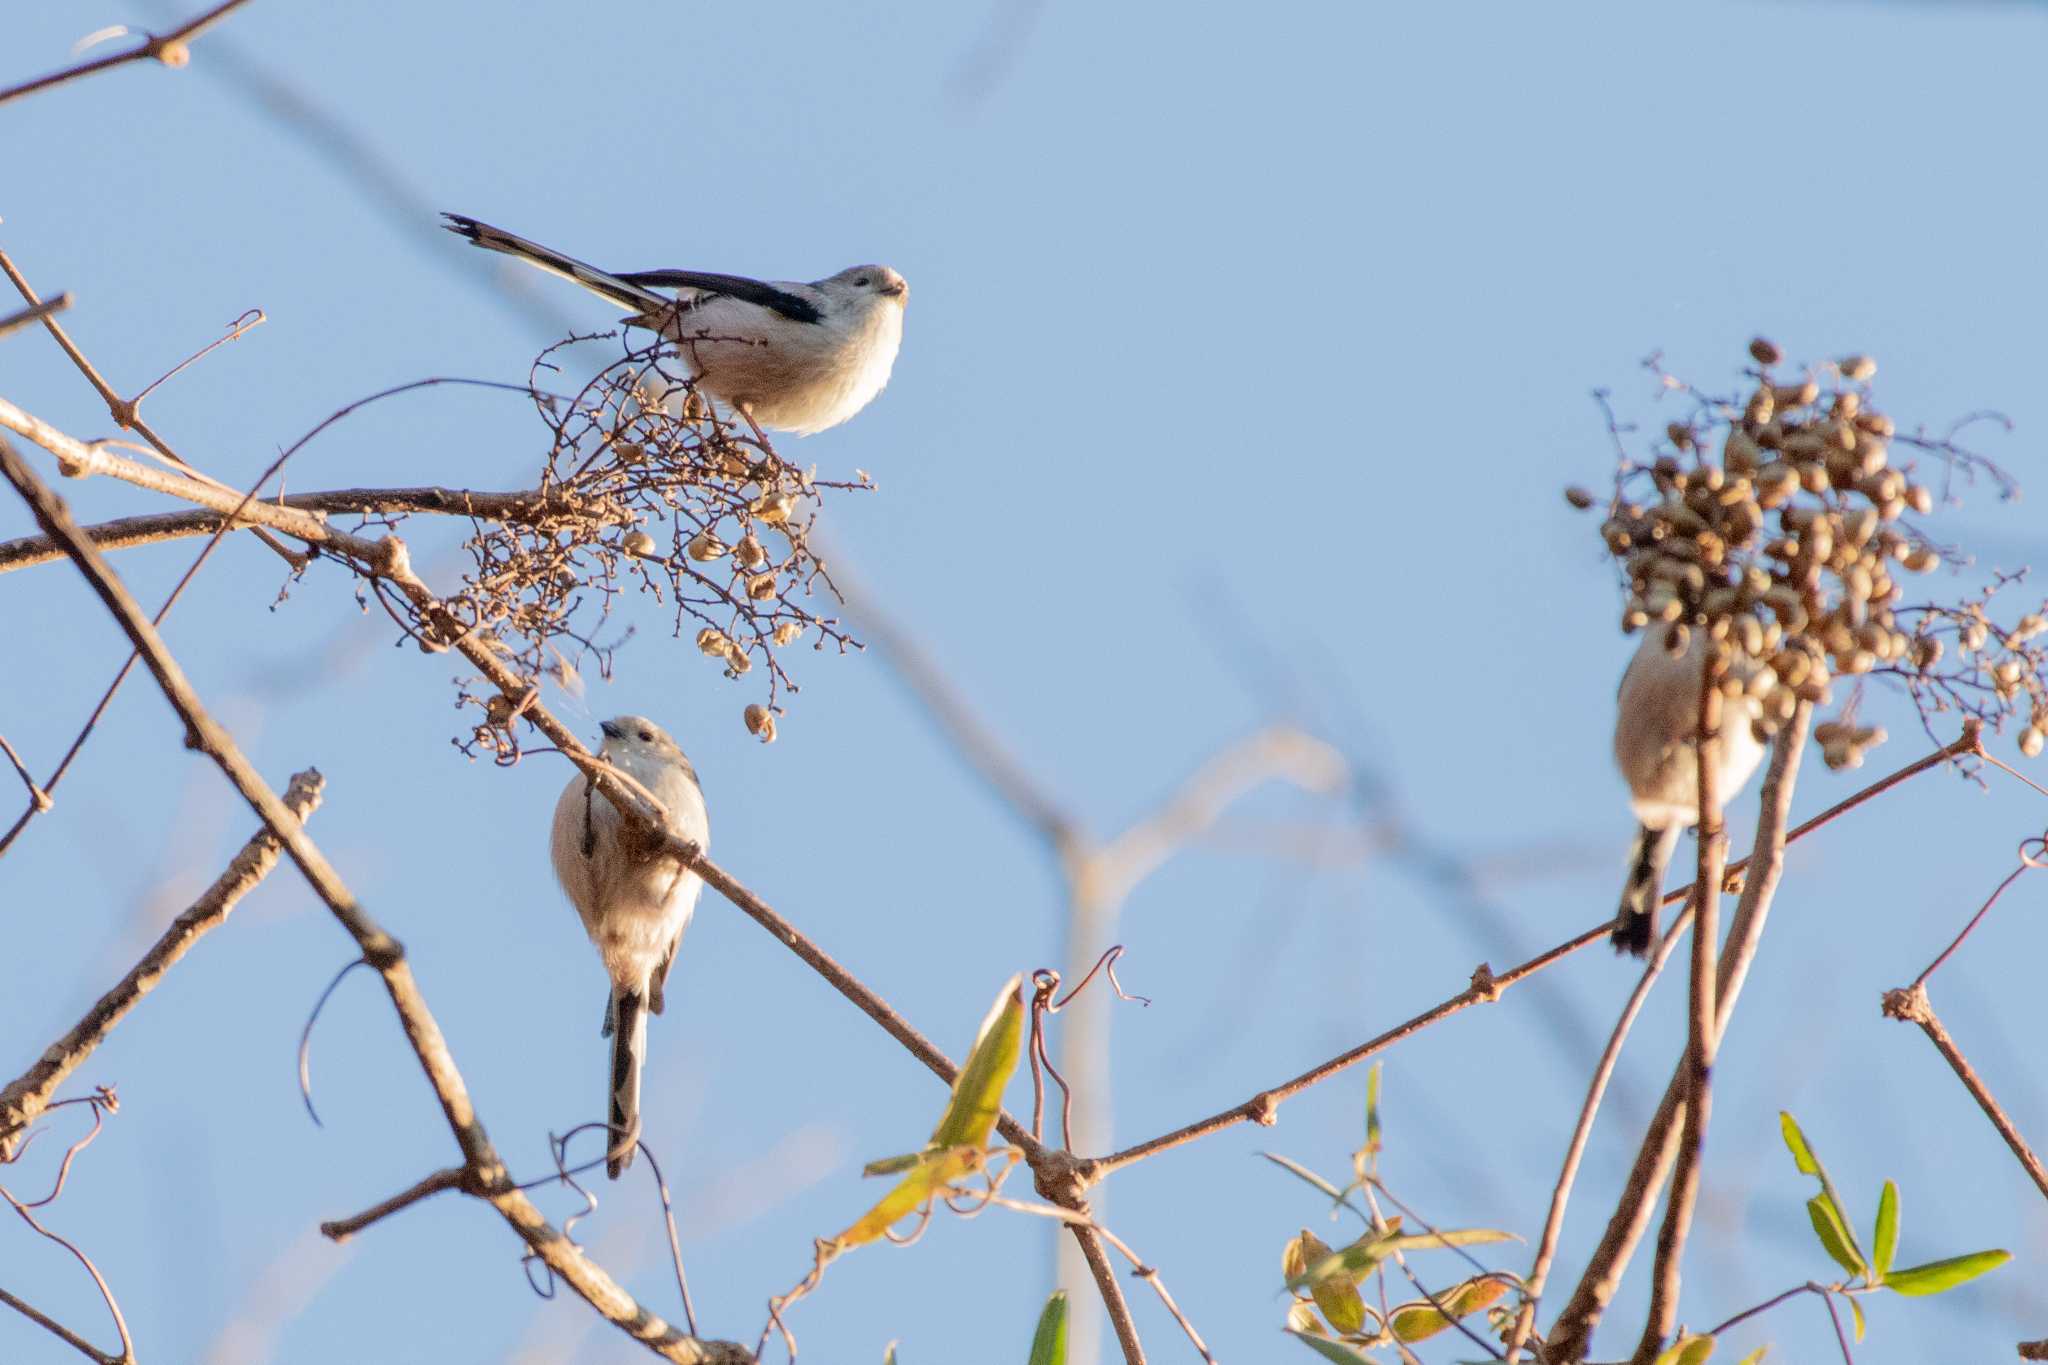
(1806, 1196, 1866, 1279)
(1780, 1112, 1867, 1275)
(930, 975, 1025, 1148)
(1387, 1277, 1511, 1342)
(1847, 1295, 1865, 1344)
(862, 1151, 924, 1177)
(1882, 1249, 2012, 1297)
(1027, 1291, 1068, 1365)
(1285, 1330, 1381, 1364)
(1263, 1152, 1372, 1222)
(1871, 1181, 1899, 1282)
(1292, 1227, 1516, 1294)
(1735, 1349, 1769, 1365)
(1365, 1064, 1383, 1154)
(1651, 1334, 1716, 1365)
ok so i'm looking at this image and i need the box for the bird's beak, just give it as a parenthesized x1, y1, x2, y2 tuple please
(599, 720, 623, 741)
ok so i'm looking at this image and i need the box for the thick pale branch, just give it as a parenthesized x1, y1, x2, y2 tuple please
(0, 770, 324, 1157)
(0, 436, 746, 1364)
(1546, 702, 1811, 1362)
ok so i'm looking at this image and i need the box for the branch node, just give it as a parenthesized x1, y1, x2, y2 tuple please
(1246, 1092, 1280, 1126)
(1469, 962, 1501, 1002)
(1882, 982, 1931, 1024)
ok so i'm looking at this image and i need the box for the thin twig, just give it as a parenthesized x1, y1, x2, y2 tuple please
(1881, 983, 2048, 1202)
(0, 1284, 121, 1364)
(0, 771, 325, 1155)
(319, 1167, 468, 1242)
(0, 0, 254, 107)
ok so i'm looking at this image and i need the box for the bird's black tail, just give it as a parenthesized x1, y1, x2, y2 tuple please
(1613, 823, 1680, 957)
(442, 213, 671, 316)
(606, 987, 647, 1179)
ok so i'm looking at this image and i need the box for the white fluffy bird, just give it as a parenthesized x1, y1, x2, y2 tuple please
(1611, 631, 1766, 956)
(445, 213, 906, 436)
(549, 716, 709, 1177)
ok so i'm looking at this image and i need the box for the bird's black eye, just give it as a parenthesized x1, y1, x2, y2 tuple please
(638, 729, 654, 742)
(854, 276, 871, 287)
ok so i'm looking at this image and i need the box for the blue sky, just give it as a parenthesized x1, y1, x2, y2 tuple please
(4, 2, 2047, 1363)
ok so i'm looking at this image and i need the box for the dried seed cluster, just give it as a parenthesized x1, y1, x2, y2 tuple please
(1571, 341, 2040, 765)
(443, 335, 872, 757)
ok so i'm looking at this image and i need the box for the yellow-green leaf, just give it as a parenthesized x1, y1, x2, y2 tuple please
(1387, 1276, 1511, 1342)
(1806, 1196, 1865, 1279)
(1735, 1349, 1768, 1365)
(883, 1344, 898, 1365)
(930, 975, 1025, 1148)
(1872, 1180, 1899, 1282)
(1847, 1294, 1865, 1343)
(1882, 1249, 2011, 1297)
(862, 1151, 924, 1177)
(1285, 1330, 1380, 1363)
(1365, 1063, 1383, 1153)
(830, 1145, 985, 1251)
(1651, 1333, 1716, 1365)
(1293, 1226, 1514, 1294)
(1027, 1291, 1068, 1365)
(1780, 1112, 1866, 1273)
(1283, 1229, 1367, 1333)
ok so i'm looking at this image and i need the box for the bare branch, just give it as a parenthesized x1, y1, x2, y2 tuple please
(320, 1167, 468, 1243)
(0, 435, 747, 1363)
(1073, 1225, 1147, 1365)
(1882, 983, 2048, 1203)
(0, 0, 253, 107)
(1634, 675, 1732, 1363)
(1546, 702, 1812, 1361)
(0, 1284, 121, 1365)
(0, 770, 324, 1157)
(0, 484, 635, 574)
(0, 294, 73, 340)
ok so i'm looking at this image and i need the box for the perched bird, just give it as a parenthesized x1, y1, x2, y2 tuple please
(549, 716, 710, 1177)
(444, 213, 906, 436)
(1611, 631, 1766, 956)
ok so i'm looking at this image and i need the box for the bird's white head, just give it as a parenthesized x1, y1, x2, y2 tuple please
(598, 715, 685, 762)
(818, 264, 909, 309)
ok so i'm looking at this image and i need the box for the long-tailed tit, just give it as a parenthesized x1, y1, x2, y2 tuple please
(1611, 631, 1766, 956)
(444, 214, 906, 436)
(549, 716, 709, 1177)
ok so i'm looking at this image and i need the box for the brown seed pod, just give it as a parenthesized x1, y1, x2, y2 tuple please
(1799, 462, 1830, 494)
(2022, 727, 2046, 759)
(744, 703, 777, 743)
(1775, 380, 1821, 409)
(1910, 636, 1943, 669)
(1724, 428, 1763, 474)
(772, 620, 806, 647)
(1903, 547, 1941, 574)
(696, 627, 729, 657)
(1565, 486, 1597, 509)
(1906, 484, 1934, 515)
(751, 491, 797, 525)
(622, 530, 659, 557)
(686, 531, 730, 562)
(736, 532, 767, 568)
(1666, 422, 1694, 450)
(1840, 355, 1877, 382)
(1750, 337, 1783, 366)
(746, 572, 779, 601)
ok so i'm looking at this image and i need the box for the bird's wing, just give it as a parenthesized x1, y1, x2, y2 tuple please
(613, 270, 824, 325)
(443, 214, 672, 315)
